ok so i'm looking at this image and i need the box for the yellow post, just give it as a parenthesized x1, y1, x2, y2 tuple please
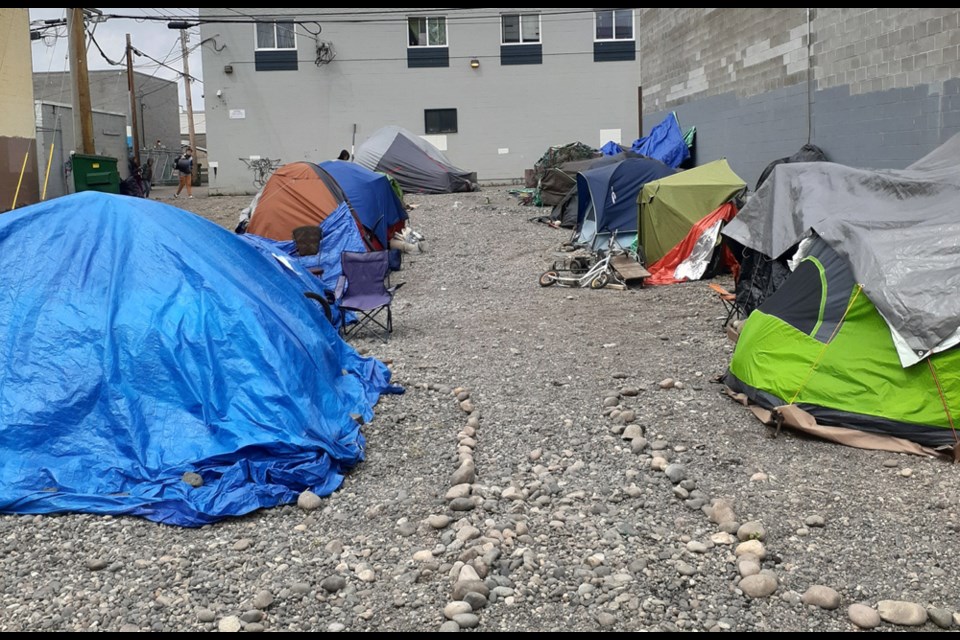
(11, 148, 30, 210)
(42, 141, 55, 201)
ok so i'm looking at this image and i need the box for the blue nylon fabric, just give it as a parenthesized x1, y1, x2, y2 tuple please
(0, 192, 400, 526)
(575, 157, 676, 236)
(630, 113, 690, 169)
(318, 161, 408, 249)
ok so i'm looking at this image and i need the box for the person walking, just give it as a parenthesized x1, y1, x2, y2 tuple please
(142, 157, 154, 198)
(174, 148, 194, 199)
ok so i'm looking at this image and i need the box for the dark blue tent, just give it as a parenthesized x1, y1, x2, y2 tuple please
(0, 192, 400, 527)
(573, 157, 676, 252)
(631, 112, 690, 169)
(318, 160, 408, 250)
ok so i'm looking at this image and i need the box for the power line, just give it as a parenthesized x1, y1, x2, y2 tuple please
(137, 49, 203, 84)
(31, 8, 610, 33)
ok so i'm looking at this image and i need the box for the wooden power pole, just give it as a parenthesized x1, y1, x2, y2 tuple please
(125, 34, 140, 166)
(179, 29, 198, 182)
(67, 8, 95, 154)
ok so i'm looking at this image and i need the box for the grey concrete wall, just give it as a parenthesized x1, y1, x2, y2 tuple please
(201, 8, 642, 194)
(34, 71, 180, 153)
(641, 9, 960, 188)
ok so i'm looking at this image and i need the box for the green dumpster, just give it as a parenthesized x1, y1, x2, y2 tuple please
(73, 154, 120, 194)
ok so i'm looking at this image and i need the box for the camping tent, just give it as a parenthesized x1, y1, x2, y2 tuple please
(530, 141, 599, 191)
(722, 134, 960, 454)
(540, 155, 616, 208)
(636, 158, 746, 265)
(354, 125, 477, 194)
(541, 152, 637, 225)
(731, 144, 831, 314)
(0, 191, 399, 526)
(572, 157, 676, 252)
(244, 161, 374, 248)
(318, 160, 408, 250)
(755, 143, 828, 191)
(241, 202, 368, 307)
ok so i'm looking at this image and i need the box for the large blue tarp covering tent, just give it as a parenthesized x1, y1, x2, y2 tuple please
(0, 192, 400, 527)
(631, 112, 690, 169)
(318, 160, 408, 250)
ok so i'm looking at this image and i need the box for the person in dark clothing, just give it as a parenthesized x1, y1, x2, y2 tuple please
(337, 149, 350, 161)
(174, 148, 194, 199)
(142, 157, 154, 198)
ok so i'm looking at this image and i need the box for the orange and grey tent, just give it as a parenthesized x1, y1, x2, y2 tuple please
(246, 162, 372, 248)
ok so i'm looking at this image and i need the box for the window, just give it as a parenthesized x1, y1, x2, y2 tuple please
(408, 16, 447, 47)
(502, 13, 540, 44)
(425, 108, 457, 134)
(595, 10, 634, 41)
(256, 20, 296, 50)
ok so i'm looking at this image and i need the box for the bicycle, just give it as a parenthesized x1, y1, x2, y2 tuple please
(538, 231, 629, 290)
(239, 157, 282, 189)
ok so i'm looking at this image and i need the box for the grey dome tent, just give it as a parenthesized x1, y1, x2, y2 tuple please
(354, 126, 477, 194)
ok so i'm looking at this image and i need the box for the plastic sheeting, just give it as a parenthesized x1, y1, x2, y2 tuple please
(723, 133, 960, 366)
(0, 192, 401, 526)
(631, 113, 690, 169)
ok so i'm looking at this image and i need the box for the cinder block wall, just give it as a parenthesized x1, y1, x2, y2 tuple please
(640, 8, 960, 188)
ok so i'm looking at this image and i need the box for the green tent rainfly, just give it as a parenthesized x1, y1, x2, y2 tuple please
(634, 158, 745, 265)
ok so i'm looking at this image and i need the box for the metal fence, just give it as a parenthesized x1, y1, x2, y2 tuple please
(141, 148, 182, 187)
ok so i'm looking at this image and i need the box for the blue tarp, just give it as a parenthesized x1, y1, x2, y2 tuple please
(240, 202, 368, 325)
(318, 161, 408, 249)
(600, 141, 624, 156)
(0, 192, 400, 527)
(574, 157, 676, 251)
(631, 113, 690, 169)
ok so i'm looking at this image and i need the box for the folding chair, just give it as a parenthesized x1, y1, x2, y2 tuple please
(335, 251, 404, 342)
(708, 283, 743, 328)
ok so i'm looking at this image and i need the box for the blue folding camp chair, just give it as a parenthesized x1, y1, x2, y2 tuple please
(335, 251, 404, 342)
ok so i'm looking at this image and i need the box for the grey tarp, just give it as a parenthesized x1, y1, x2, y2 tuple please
(354, 126, 476, 194)
(723, 133, 960, 367)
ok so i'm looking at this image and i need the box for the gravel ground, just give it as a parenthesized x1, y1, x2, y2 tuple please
(1, 183, 959, 632)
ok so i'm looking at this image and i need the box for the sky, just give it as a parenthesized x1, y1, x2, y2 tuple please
(29, 8, 205, 113)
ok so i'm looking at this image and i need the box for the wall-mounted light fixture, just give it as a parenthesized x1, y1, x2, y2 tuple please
(469, 58, 480, 69)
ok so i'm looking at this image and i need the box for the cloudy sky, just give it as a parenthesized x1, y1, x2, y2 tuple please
(29, 8, 205, 112)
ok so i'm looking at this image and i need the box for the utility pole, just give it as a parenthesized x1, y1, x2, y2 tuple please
(126, 34, 140, 166)
(179, 29, 198, 183)
(67, 8, 95, 154)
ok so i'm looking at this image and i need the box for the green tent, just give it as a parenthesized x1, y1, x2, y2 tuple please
(635, 158, 745, 264)
(725, 236, 959, 454)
